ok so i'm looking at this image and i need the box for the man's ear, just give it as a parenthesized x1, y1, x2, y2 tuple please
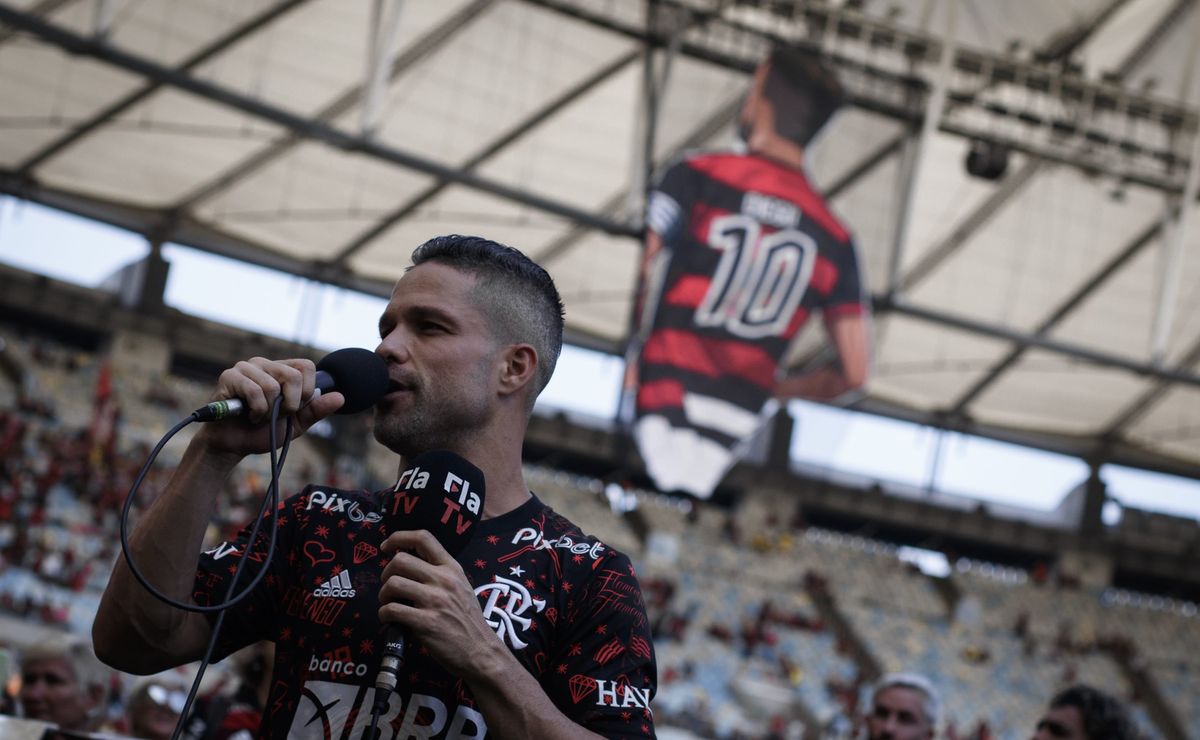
(498, 343, 538, 398)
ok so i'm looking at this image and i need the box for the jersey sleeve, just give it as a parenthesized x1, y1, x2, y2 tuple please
(543, 550, 657, 739)
(823, 235, 867, 317)
(647, 159, 698, 243)
(192, 489, 305, 661)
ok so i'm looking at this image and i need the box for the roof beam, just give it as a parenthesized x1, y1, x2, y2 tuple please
(525, 0, 1194, 194)
(1033, 0, 1133, 64)
(535, 92, 744, 268)
(0, 171, 396, 297)
(1104, 333, 1200, 436)
(945, 218, 1164, 413)
(332, 46, 643, 265)
(825, 130, 909, 201)
(0, 4, 636, 239)
(0, 0, 72, 46)
(169, 0, 497, 214)
(930, 1, 1200, 414)
(13, 0, 311, 176)
(848, 395, 1200, 480)
(1111, 0, 1195, 80)
(877, 292, 1200, 392)
(898, 159, 1046, 293)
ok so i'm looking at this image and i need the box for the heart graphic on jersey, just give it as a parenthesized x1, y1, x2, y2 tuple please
(303, 540, 336, 566)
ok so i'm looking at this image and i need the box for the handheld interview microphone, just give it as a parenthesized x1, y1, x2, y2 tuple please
(191, 347, 390, 421)
(370, 451, 486, 715)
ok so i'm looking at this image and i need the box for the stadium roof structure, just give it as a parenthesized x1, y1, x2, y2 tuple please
(2, 0, 1200, 479)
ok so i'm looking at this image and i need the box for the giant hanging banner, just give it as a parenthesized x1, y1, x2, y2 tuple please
(628, 150, 868, 498)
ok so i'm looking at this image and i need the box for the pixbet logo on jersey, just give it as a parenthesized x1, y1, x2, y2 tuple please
(305, 490, 382, 523)
(512, 527, 606, 560)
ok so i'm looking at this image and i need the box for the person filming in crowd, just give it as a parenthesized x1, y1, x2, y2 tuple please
(93, 236, 657, 739)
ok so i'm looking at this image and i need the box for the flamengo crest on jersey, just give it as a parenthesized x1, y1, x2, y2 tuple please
(635, 152, 866, 499)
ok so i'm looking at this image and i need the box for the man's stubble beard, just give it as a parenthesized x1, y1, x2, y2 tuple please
(372, 365, 493, 458)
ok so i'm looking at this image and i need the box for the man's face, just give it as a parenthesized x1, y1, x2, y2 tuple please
(1031, 705, 1089, 740)
(373, 262, 500, 457)
(20, 658, 96, 730)
(866, 686, 933, 740)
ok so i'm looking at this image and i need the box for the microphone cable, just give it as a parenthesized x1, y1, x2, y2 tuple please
(119, 395, 293, 740)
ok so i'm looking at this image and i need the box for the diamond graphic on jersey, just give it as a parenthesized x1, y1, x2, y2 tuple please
(568, 674, 598, 704)
(313, 570, 356, 599)
(352, 542, 379, 565)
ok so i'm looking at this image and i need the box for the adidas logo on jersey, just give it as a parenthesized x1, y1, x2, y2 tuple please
(313, 570, 356, 599)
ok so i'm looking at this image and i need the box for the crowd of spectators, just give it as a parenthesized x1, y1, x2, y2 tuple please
(0, 327, 1195, 738)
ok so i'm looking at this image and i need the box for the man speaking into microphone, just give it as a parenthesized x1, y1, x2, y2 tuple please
(93, 236, 657, 739)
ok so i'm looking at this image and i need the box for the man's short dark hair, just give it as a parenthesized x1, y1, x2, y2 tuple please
(410, 235, 565, 402)
(763, 46, 845, 146)
(1049, 685, 1138, 740)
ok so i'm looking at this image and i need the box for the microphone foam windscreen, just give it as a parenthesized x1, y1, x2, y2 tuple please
(316, 348, 389, 414)
(387, 451, 486, 557)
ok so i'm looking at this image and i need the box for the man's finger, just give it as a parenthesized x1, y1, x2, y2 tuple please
(380, 530, 455, 566)
(294, 391, 345, 434)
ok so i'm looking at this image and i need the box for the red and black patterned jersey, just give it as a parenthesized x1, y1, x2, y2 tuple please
(635, 150, 867, 497)
(193, 486, 657, 739)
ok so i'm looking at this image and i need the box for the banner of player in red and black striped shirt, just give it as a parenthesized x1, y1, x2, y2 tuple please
(627, 148, 870, 498)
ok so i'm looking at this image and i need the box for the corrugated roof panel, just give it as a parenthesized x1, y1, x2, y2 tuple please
(476, 61, 640, 211)
(358, 2, 634, 170)
(347, 185, 577, 287)
(909, 165, 1162, 336)
(188, 0, 480, 121)
(869, 315, 1014, 407)
(970, 350, 1154, 433)
(0, 46, 145, 167)
(196, 143, 438, 263)
(1124, 377, 1200, 462)
(1047, 216, 1174, 363)
(48, 0, 282, 67)
(35, 88, 286, 204)
(544, 230, 640, 342)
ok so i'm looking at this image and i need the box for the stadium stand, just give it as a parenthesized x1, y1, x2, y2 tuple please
(1, 316, 1198, 739)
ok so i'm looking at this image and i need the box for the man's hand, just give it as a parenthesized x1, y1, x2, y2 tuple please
(195, 357, 345, 460)
(377, 530, 506, 680)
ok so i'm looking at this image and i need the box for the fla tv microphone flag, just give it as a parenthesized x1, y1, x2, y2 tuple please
(627, 150, 868, 499)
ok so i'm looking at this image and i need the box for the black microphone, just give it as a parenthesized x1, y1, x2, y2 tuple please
(191, 347, 389, 421)
(370, 451, 486, 713)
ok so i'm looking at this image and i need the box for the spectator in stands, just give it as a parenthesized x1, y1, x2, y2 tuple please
(17, 634, 112, 733)
(865, 672, 939, 740)
(125, 674, 188, 740)
(1030, 684, 1137, 740)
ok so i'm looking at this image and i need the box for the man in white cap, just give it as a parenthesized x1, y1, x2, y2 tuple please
(865, 672, 940, 740)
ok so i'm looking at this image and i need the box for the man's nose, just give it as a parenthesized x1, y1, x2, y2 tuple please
(376, 330, 411, 363)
